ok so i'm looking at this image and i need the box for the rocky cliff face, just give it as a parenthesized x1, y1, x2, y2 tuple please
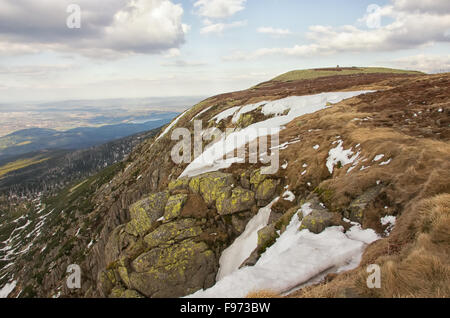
(2, 69, 449, 298)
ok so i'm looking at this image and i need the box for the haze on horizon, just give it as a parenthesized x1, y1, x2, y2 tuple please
(0, 0, 449, 105)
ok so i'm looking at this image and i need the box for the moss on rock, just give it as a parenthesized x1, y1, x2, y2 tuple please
(217, 187, 255, 215)
(164, 194, 188, 221)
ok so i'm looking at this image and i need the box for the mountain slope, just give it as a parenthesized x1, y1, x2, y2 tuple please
(0, 115, 178, 161)
(1, 68, 449, 298)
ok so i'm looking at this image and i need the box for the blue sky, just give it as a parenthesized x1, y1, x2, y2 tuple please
(0, 0, 449, 103)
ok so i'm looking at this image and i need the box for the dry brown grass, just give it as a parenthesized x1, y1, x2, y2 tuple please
(246, 290, 281, 298)
(288, 194, 450, 298)
(238, 75, 450, 298)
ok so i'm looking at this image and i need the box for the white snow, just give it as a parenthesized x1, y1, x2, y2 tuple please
(216, 199, 278, 281)
(190, 106, 213, 122)
(373, 154, 385, 162)
(179, 91, 373, 178)
(345, 223, 380, 244)
(189, 212, 380, 298)
(281, 161, 288, 169)
(299, 203, 313, 217)
(155, 109, 189, 142)
(232, 101, 267, 123)
(282, 191, 295, 202)
(379, 159, 392, 166)
(326, 140, 360, 174)
(313, 145, 320, 150)
(0, 281, 17, 298)
(381, 215, 396, 236)
(211, 106, 241, 124)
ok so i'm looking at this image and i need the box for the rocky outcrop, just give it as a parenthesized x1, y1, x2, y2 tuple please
(344, 186, 382, 223)
(299, 196, 342, 234)
(98, 170, 280, 298)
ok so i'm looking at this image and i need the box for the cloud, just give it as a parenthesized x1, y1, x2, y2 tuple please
(257, 27, 292, 36)
(0, 64, 74, 76)
(200, 20, 247, 34)
(392, 0, 450, 14)
(387, 54, 450, 73)
(224, 0, 450, 60)
(161, 59, 207, 67)
(0, 0, 188, 58)
(194, 0, 246, 19)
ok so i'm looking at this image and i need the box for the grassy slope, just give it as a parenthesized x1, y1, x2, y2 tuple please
(271, 67, 423, 82)
(0, 155, 50, 178)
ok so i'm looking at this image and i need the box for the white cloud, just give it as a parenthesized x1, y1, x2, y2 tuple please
(0, 0, 188, 58)
(161, 59, 207, 67)
(257, 27, 292, 36)
(388, 54, 450, 73)
(392, 0, 450, 14)
(194, 0, 246, 19)
(200, 20, 247, 34)
(224, 0, 450, 60)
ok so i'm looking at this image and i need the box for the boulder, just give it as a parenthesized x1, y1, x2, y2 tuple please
(129, 240, 217, 298)
(217, 187, 255, 215)
(163, 194, 188, 221)
(345, 186, 382, 223)
(188, 172, 235, 207)
(144, 218, 202, 249)
(299, 210, 339, 234)
(125, 191, 169, 236)
(168, 177, 190, 192)
(255, 178, 278, 204)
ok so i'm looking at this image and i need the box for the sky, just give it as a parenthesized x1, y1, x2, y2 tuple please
(0, 0, 449, 104)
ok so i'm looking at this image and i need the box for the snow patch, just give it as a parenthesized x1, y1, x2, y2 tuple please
(189, 212, 379, 298)
(381, 215, 396, 236)
(180, 91, 373, 178)
(216, 199, 278, 281)
(155, 109, 189, 142)
(0, 281, 17, 298)
(379, 158, 392, 166)
(282, 191, 295, 202)
(373, 154, 384, 162)
(211, 106, 241, 124)
(326, 140, 360, 174)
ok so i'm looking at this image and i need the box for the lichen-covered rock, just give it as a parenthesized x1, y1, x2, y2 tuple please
(345, 186, 382, 223)
(104, 225, 145, 265)
(168, 177, 190, 192)
(188, 172, 235, 207)
(231, 210, 254, 234)
(256, 178, 278, 204)
(129, 240, 217, 298)
(109, 286, 126, 298)
(250, 169, 267, 188)
(163, 194, 188, 221)
(121, 289, 145, 298)
(299, 210, 339, 234)
(125, 191, 169, 236)
(144, 218, 202, 249)
(217, 187, 255, 215)
(240, 171, 251, 189)
(97, 269, 119, 297)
